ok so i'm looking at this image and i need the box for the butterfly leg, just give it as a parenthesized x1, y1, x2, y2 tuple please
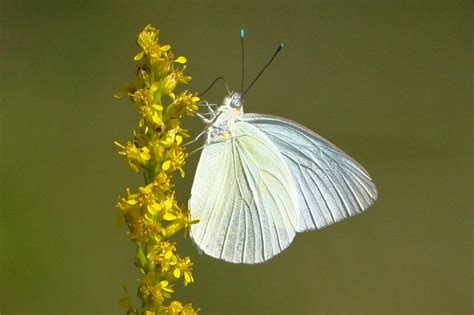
(185, 111, 223, 147)
(196, 113, 211, 124)
(197, 100, 217, 112)
(197, 101, 218, 119)
(196, 108, 223, 125)
(183, 129, 208, 147)
(187, 144, 206, 157)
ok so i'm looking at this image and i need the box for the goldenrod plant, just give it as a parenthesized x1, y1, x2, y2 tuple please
(114, 24, 199, 315)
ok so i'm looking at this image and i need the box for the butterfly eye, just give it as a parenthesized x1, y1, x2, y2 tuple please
(230, 94, 242, 108)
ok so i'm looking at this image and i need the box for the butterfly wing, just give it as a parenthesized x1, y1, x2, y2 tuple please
(240, 114, 378, 232)
(189, 121, 298, 264)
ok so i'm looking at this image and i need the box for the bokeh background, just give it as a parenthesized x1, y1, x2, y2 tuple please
(1, 1, 471, 314)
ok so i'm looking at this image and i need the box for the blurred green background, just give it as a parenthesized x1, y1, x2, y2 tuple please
(0, 1, 471, 314)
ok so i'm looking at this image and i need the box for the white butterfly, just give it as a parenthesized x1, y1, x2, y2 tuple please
(189, 91, 378, 264)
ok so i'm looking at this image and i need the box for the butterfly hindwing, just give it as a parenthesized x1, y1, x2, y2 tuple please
(240, 114, 378, 232)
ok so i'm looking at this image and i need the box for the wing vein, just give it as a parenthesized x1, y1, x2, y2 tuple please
(199, 149, 231, 245)
(294, 164, 320, 227)
(303, 163, 337, 223)
(234, 138, 266, 261)
(284, 151, 347, 217)
(220, 182, 238, 259)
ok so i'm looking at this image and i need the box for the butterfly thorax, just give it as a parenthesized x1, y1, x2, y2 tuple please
(206, 92, 244, 144)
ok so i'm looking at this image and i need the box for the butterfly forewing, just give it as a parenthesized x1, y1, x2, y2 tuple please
(189, 121, 298, 264)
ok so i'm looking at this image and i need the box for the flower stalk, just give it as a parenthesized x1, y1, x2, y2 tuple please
(115, 24, 199, 315)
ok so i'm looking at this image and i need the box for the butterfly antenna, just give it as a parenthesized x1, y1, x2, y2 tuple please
(242, 42, 284, 97)
(240, 28, 245, 93)
(199, 76, 229, 97)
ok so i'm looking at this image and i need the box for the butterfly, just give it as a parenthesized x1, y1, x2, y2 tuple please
(188, 31, 377, 264)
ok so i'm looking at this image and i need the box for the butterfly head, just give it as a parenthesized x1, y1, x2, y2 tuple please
(223, 91, 244, 110)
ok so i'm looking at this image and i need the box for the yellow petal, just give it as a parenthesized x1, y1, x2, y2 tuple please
(147, 203, 161, 215)
(152, 113, 162, 124)
(133, 51, 144, 61)
(175, 135, 183, 145)
(163, 213, 177, 221)
(162, 160, 171, 170)
(114, 141, 125, 149)
(174, 56, 187, 64)
(161, 45, 171, 51)
(150, 83, 160, 92)
(173, 268, 181, 278)
(184, 272, 192, 284)
(164, 250, 173, 260)
(144, 212, 154, 222)
(178, 75, 192, 84)
(128, 161, 139, 173)
(163, 199, 173, 211)
(126, 199, 138, 205)
(118, 296, 132, 309)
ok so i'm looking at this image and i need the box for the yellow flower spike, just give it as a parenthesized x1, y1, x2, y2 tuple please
(115, 24, 198, 314)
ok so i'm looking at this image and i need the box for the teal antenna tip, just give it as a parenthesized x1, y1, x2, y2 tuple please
(279, 43, 284, 48)
(240, 28, 245, 38)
